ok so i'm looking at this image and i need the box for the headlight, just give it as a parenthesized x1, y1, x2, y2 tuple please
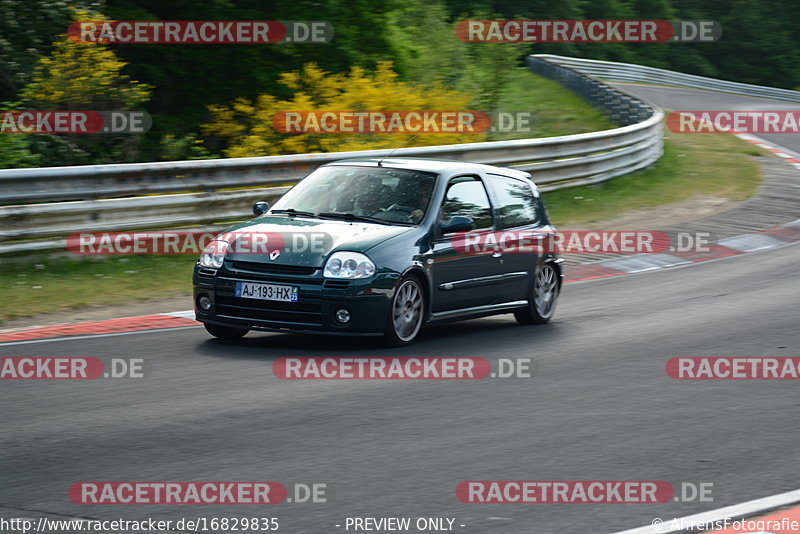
(199, 240, 229, 269)
(323, 251, 376, 279)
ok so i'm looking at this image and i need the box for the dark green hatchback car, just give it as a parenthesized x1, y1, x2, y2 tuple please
(193, 158, 562, 346)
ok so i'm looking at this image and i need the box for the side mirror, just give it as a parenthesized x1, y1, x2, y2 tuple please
(440, 215, 474, 234)
(253, 201, 270, 216)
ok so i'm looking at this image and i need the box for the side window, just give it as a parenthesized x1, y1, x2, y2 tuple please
(492, 175, 539, 228)
(441, 176, 493, 230)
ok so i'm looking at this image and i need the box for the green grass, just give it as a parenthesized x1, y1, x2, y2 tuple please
(0, 255, 197, 322)
(489, 68, 615, 141)
(542, 131, 763, 226)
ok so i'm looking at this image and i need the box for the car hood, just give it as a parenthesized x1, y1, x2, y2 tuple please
(218, 215, 414, 267)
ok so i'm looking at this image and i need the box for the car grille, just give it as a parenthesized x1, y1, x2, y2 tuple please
(322, 280, 350, 289)
(215, 295, 323, 326)
(229, 260, 318, 276)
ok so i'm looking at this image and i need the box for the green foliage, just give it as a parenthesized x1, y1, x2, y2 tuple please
(159, 134, 215, 160)
(20, 35, 152, 110)
(0, 134, 41, 169)
(102, 0, 399, 159)
(0, 0, 100, 103)
(2, 0, 800, 168)
(450, 0, 800, 88)
(14, 9, 152, 166)
(386, 0, 525, 112)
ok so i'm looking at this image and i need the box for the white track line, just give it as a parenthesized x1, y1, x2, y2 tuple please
(161, 310, 195, 319)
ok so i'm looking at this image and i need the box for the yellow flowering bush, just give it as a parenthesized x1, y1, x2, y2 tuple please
(203, 61, 488, 157)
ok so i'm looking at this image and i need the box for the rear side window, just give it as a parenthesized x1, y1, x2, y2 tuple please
(441, 176, 493, 230)
(492, 175, 539, 227)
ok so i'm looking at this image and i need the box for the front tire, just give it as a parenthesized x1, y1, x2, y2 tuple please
(515, 262, 560, 325)
(384, 276, 425, 346)
(203, 322, 248, 340)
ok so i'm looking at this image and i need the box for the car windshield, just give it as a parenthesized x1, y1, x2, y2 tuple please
(269, 165, 437, 225)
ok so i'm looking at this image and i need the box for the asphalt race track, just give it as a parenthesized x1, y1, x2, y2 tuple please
(612, 82, 800, 155)
(2, 85, 799, 534)
(2, 240, 798, 533)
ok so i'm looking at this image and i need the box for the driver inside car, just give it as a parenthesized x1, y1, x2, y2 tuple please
(383, 178, 432, 223)
(354, 180, 389, 217)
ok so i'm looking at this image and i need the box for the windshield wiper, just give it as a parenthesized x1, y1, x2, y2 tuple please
(270, 208, 318, 217)
(317, 212, 393, 225)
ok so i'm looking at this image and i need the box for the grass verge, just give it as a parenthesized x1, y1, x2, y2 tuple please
(543, 131, 763, 226)
(490, 69, 615, 140)
(0, 255, 197, 323)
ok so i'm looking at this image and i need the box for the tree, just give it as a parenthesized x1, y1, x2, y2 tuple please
(16, 9, 152, 165)
(20, 14, 151, 109)
(386, 0, 525, 113)
(0, 0, 100, 103)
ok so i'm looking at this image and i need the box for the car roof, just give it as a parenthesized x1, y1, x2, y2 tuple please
(326, 157, 535, 186)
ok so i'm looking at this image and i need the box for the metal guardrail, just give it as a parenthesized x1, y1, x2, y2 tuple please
(0, 55, 664, 254)
(535, 54, 800, 103)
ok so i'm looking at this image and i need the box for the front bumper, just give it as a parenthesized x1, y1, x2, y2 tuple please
(193, 260, 399, 335)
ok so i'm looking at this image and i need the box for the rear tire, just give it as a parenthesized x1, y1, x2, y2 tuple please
(383, 276, 425, 347)
(515, 263, 560, 325)
(204, 322, 248, 340)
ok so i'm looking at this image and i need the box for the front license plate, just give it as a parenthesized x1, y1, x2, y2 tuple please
(235, 282, 298, 302)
